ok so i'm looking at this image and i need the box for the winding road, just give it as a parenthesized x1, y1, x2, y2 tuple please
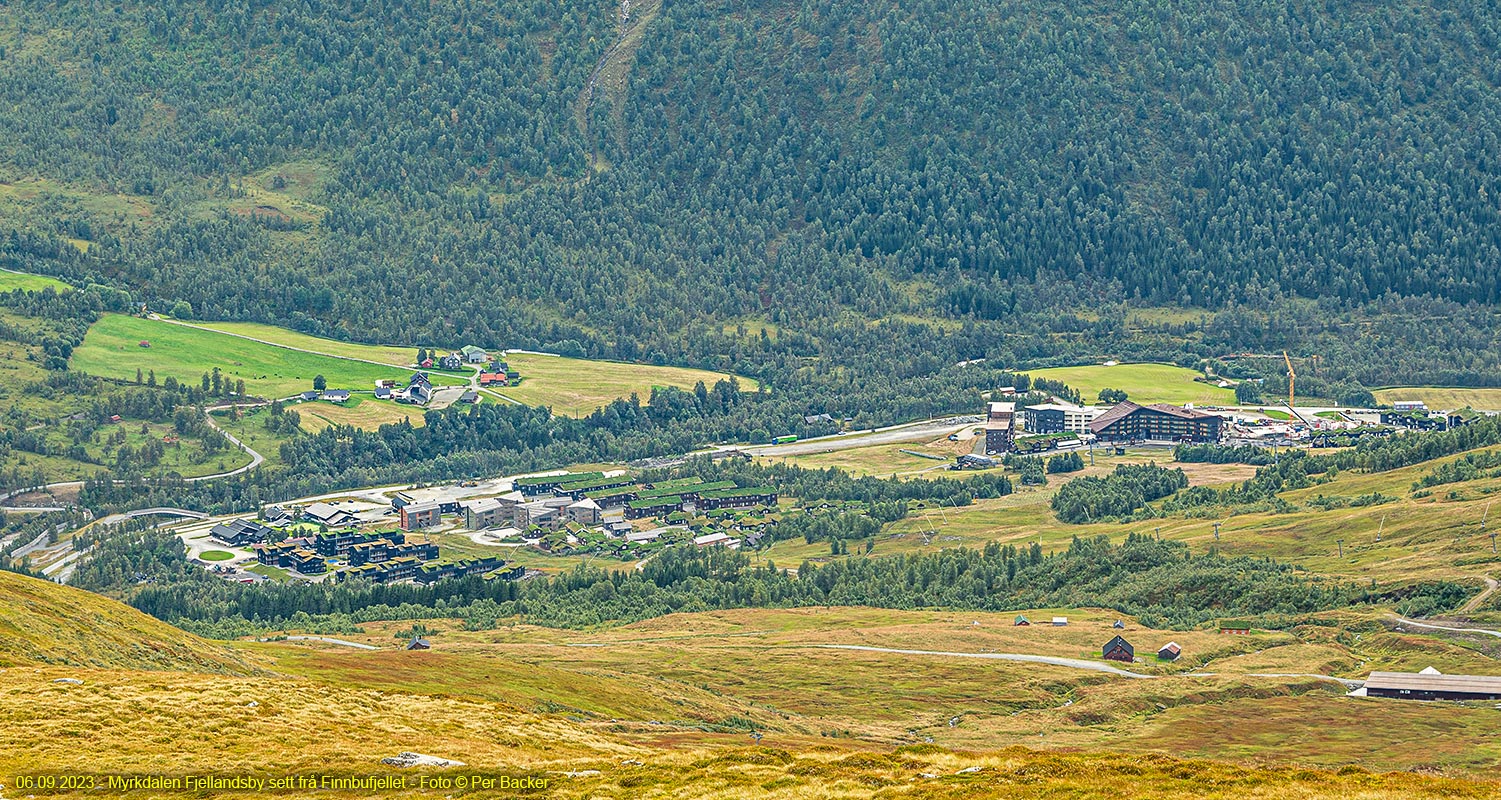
(1458, 576, 1499, 614)
(1, 403, 267, 512)
(815, 644, 1157, 678)
(1394, 617, 1501, 639)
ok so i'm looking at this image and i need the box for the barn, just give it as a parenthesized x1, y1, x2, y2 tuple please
(1363, 670, 1501, 701)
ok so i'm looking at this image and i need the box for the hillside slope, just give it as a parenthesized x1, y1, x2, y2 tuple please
(0, 569, 256, 673)
(1, 0, 1500, 390)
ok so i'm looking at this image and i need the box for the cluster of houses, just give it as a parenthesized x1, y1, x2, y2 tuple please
(375, 372, 433, 405)
(383, 472, 781, 556)
(203, 501, 520, 585)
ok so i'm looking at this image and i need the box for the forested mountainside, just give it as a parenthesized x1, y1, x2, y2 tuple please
(2, 0, 1501, 387)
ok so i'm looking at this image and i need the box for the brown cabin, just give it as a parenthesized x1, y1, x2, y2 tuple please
(1102, 635, 1134, 663)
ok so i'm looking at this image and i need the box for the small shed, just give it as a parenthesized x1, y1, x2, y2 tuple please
(1112, 619, 1126, 629)
(138, 340, 151, 348)
(406, 637, 431, 651)
(1157, 642, 1182, 662)
(1013, 615, 1030, 626)
(1051, 616, 1068, 627)
(1102, 635, 1134, 663)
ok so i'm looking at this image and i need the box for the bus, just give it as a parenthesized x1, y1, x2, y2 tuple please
(773, 435, 798, 445)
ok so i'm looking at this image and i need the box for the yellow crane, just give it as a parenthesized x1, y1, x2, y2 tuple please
(1283, 351, 1296, 411)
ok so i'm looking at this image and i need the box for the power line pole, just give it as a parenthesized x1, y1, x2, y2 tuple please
(1336, 539, 1344, 559)
(1212, 521, 1221, 541)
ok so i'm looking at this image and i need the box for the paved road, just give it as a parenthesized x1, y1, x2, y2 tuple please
(814, 644, 1157, 678)
(200, 407, 265, 478)
(96, 507, 210, 525)
(1394, 617, 1501, 639)
(269, 636, 379, 651)
(8, 532, 50, 560)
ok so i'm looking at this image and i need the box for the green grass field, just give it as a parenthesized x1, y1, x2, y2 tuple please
(1375, 387, 1501, 411)
(198, 550, 234, 561)
(0, 268, 69, 292)
(756, 437, 974, 477)
(1026, 363, 1233, 406)
(190, 320, 425, 366)
(297, 395, 428, 432)
(500, 352, 759, 415)
(71, 314, 464, 399)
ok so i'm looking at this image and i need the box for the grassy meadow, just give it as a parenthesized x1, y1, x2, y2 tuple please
(248, 606, 1501, 777)
(499, 351, 758, 415)
(1026, 363, 1234, 406)
(295, 395, 429, 433)
(1375, 387, 1501, 411)
(0, 267, 70, 292)
(190, 319, 423, 366)
(70, 314, 463, 400)
(754, 435, 974, 477)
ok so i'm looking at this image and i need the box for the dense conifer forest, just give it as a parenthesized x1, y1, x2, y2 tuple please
(1, 0, 1500, 394)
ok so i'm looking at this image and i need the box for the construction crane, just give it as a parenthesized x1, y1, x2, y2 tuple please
(1283, 351, 1296, 410)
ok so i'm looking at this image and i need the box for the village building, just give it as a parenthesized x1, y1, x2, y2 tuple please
(439, 352, 464, 370)
(693, 531, 740, 549)
(320, 389, 351, 402)
(567, 497, 603, 525)
(1052, 616, 1069, 627)
(1022, 402, 1104, 434)
(516, 501, 564, 530)
(984, 401, 1016, 454)
(1089, 401, 1224, 443)
(399, 501, 442, 531)
(513, 472, 604, 496)
(695, 486, 778, 511)
(414, 555, 510, 584)
(461, 345, 488, 363)
(1158, 642, 1182, 661)
(1362, 670, 1501, 701)
(209, 518, 274, 546)
(1102, 635, 1135, 663)
(462, 497, 511, 530)
(301, 501, 358, 527)
(313, 529, 407, 557)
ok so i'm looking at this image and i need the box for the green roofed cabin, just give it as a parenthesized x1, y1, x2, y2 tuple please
(514, 472, 604, 496)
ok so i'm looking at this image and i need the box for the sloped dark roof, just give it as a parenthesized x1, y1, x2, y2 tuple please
(1144, 403, 1221, 420)
(1102, 635, 1134, 656)
(1088, 401, 1142, 432)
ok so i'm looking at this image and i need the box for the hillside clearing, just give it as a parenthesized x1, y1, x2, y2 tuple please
(1026, 363, 1233, 406)
(0, 267, 70, 292)
(190, 320, 422, 366)
(501, 352, 757, 415)
(1374, 387, 1501, 411)
(70, 314, 465, 400)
